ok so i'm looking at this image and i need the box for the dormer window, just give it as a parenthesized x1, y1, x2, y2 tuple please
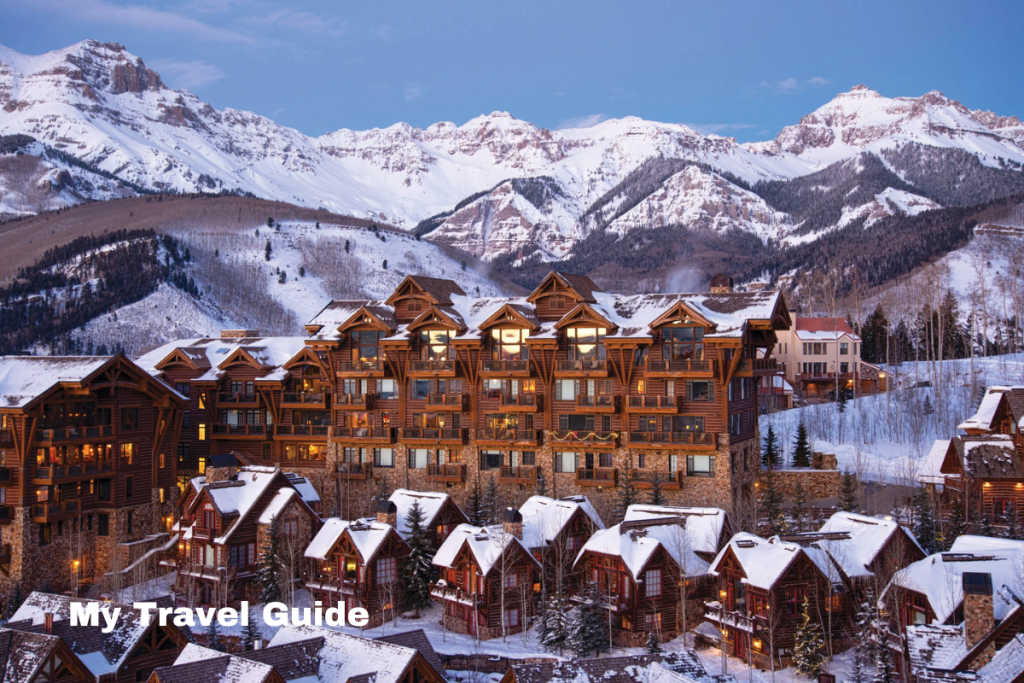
(663, 326, 704, 361)
(566, 327, 606, 361)
(492, 329, 530, 361)
(420, 330, 453, 361)
(352, 331, 385, 362)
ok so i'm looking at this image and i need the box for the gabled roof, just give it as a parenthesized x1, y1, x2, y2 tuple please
(553, 302, 615, 331)
(921, 439, 954, 485)
(478, 303, 541, 331)
(374, 630, 445, 681)
(958, 386, 1016, 431)
(506, 651, 733, 683)
(304, 300, 377, 341)
(257, 487, 317, 526)
(0, 628, 84, 683)
(812, 511, 924, 579)
(157, 644, 278, 683)
(267, 624, 425, 683)
(792, 317, 858, 340)
(517, 495, 604, 550)
(953, 435, 1024, 479)
(388, 489, 467, 538)
(187, 466, 296, 544)
(526, 272, 601, 304)
(622, 505, 729, 557)
(385, 275, 465, 307)
(406, 305, 467, 333)
(708, 532, 836, 591)
(304, 517, 405, 564)
(432, 523, 541, 576)
(136, 337, 306, 384)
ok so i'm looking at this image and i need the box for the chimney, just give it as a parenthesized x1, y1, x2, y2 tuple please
(709, 274, 734, 293)
(44, 613, 53, 635)
(377, 500, 398, 528)
(502, 508, 523, 540)
(204, 453, 241, 483)
(963, 572, 996, 666)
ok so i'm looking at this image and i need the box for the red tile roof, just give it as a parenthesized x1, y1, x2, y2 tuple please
(795, 317, 855, 334)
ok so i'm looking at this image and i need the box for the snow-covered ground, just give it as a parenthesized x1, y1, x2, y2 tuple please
(763, 353, 1024, 488)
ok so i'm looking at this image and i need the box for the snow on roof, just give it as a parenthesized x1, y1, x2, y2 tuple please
(166, 644, 276, 683)
(0, 356, 111, 408)
(815, 511, 921, 579)
(305, 518, 397, 562)
(517, 495, 604, 550)
(958, 386, 1010, 431)
(284, 473, 321, 504)
(432, 523, 539, 576)
(978, 633, 1024, 682)
(267, 624, 417, 683)
(388, 489, 457, 538)
(576, 523, 710, 580)
(906, 624, 967, 672)
(306, 300, 386, 341)
(708, 532, 836, 590)
(258, 488, 298, 525)
(887, 536, 1024, 624)
(191, 466, 284, 544)
(920, 439, 954, 485)
(0, 629, 65, 683)
(135, 336, 307, 383)
(174, 643, 229, 665)
(622, 506, 727, 557)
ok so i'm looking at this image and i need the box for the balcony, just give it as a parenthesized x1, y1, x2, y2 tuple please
(548, 430, 618, 449)
(210, 424, 268, 439)
(481, 359, 531, 377)
(400, 428, 467, 445)
(0, 506, 10, 525)
(431, 582, 483, 608)
(476, 429, 541, 447)
(576, 395, 618, 413)
(626, 431, 716, 449)
(32, 460, 115, 484)
(337, 462, 373, 480)
(499, 394, 541, 412)
(192, 527, 212, 542)
(555, 359, 608, 377)
(31, 499, 80, 523)
(274, 424, 330, 439)
(331, 427, 395, 444)
(644, 359, 715, 377)
(34, 425, 113, 444)
(0, 543, 10, 564)
(426, 463, 465, 483)
(498, 466, 539, 485)
(216, 392, 260, 406)
(631, 470, 682, 490)
(427, 394, 468, 411)
(336, 360, 385, 377)
(626, 396, 679, 413)
(576, 467, 618, 487)
(408, 359, 456, 377)
(751, 358, 778, 375)
(281, 392, 327, 409)
(334, 393, 372, 410)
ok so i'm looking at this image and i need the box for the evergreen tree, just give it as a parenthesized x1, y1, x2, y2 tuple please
(847, 592, 877, 683)
(240, 608, 261, 651)
(468, 479, 485, 526)
(649, 470, 664, 505)
(1007, 511, 1023, 540)
(837, 388, 848, 413)
(483, 476, 501, 525)
(614, 468, 638, 523)
(535, 469, 548, 497)
(402, 500, 436, 617)
(344, 239, 350, 253)
(257, 517, 283, 604)
(758, 470, 787, 537)
(264, 240, 272, 261)
(646, 630, 662, 654)
(541, 593, 570, 655)
(793, 596, 826, 677)
(206, 619, 223, 652)
(792, 422, 811, 468)
(792, 481, 808, 532)
(913, 487, 938, 554)
(873, 634, 897, 683)
(980, 514, 995, 538)
(569, 582, 609, 658)
(382, 259, 388, 270)
(762, 423, 782, 470)
(839, 471, 859, 512)
(370, 476, 392, 513)
(945, 498, 967, 550)
(923, 395, 934, 416)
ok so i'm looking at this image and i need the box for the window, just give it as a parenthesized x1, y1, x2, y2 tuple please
(644, 612, 663, 632)
(520, 451, 536, 466)
(566, 327, 606, 361)
(554, 452, 578, 473)
(672, 415, 704, 432)
(120, 442, 136, 465)
(97, 479, 112, 502)
(549, 295, 565, 310)
(176, 383, 191, 397)
(420, 330, 453, 361)
(994, 499, 1016, 520)
(177, 443, 191, 463)
(409, 449, 429, 469)
(159, 452, 165, 468)
(283, 444, 325, 461)
(480, 450, 502, 471)
(904, 594, 929, 626)
(126, 477, 133, 500)
(826, 594, 842, 612)
(840, 362, 849, 374)
(38, 523, 51, 546)
(98, 514, 109, 537)
(662, 326, 704, 361)
(198, 423, 207, 441)
(283, 518, 298, 536)
(503, 608, 520, 629)
(377, 556, 397, 584)
(686, 380, 713, 402)
(645, 569, 662, 598)
(183, 410, 190, 428)
(786, 586, 806, 616)
(687, 454, 715, 476)
(555, 379, 577, 401)
(566, 535, 582, 552)
(374, 448, 395, 468)
(376, 379, 398, 399)
(412, 380, 430, 400)
(638, 453, 647, 468)
(503, 572, 519, 589)
(840, 342, 849, 355)
(492, 328, 530, 361)
(263, 443, 272, 460)
(751, 595, 767, 617)
(121, 407, 139, 431)
(352, 330, 385, 362)
(637, 415, 658, 432)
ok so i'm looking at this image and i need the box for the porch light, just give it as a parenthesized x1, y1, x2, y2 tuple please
(984, 482, 992, 487)
(73, 559, 79, 569)
(753, 639, 762, 651)
(719, 589, 728, 599)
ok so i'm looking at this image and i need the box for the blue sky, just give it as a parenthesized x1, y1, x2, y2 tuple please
(0, 0, 1020, 142)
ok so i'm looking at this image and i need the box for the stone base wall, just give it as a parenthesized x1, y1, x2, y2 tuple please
(764, 469, 842, 502)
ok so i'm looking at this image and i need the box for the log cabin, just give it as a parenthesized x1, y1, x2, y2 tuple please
(386, 489, 469, 550)
(171, 465, 319, 606)
(573, 506, 728, 646)
(430, 513, 542, 640)
(0, 355, 186, 603)
(704, 532, 841, 668)
(303, 513, 411, 627)
(516, 495, 603, 595)
(0, 628, 94, 683)
(7, 592, 191, 683)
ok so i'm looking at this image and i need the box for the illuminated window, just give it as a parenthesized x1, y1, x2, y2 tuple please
(198, 424, 207, 441)
(120, 443, 136, 465)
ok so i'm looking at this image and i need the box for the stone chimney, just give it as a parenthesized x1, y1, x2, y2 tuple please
(44, 613, 53, 635)
(204, 453, 243, 483)
(377, 500, 398, 528)
(709, 274, 734, 293)
(220, 329, 259, 338)
(502, 508, 523, 540)
(963, 572, 996, 667)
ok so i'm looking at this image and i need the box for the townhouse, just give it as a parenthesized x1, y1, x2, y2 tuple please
(772, 317, 886, 398)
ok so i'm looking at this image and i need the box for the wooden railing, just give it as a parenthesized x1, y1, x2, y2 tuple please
(34, 425, 113, 442)
(274, 425, 330, 437)
(627, 396, 679, 410)
(401, 428, 466, 442)
(556, 359, 607, 372)
(337, 462, 372, 479)
(631, 470, 681, 487)
(482, 360, 530, 373)
(331, 427, 394, 441)
(499, 394, 540, 409)
(549, 430, 617, 446)
(645, 359, 713, 374)
(334, 393, 371, 408)
(576, 468, 618, 485)
(0, 429, 11, 444)
(576, 395, 617, 410)
(281, 392, 326, 405)
(628, 431, 715, 446)
(499, 466, 538, 482)
(32, 500, 80, 520)
(0, 544, 11, 564)
(33, 461, 115, 481)
(426, 464, 465, 482)
(751, 358, 777, 372)
(477, 429, 539, 443)
(409, 360, 455, 373)
(427, 394, 467, 409)
(216, 392, 259, 404)
(336, 360, 383, 373)
(211, 424, 267, 436)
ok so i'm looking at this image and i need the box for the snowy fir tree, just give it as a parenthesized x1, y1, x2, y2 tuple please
(1007, 511, 1023, 540)
(402, 500, 436, 617)
(912, 487, 939, 554)
(206, 619, 224, 652)
(614, 468, 638, 523)
(483, 476, 501, 525)
(648, 470, 665, 505)
(792, 421, 811, 468)
(758, 470, 787, 537)
(569, 582, 609, 658)
(792, 481, 808, 532)
(839, 471, 859, 512)
(873, 634, 897, 683)
(541, 593, 571, 655)
(945, 498, 966, 550)
(762, 423, 781, 469)
(646, 630, 662, 654)
(837, 388, 848, 413)
(240, 608, 261, 651)
(257, 516, 283, 604)
(793, 596, 826, 677)
(923, 395, 934, 416)
(535, 469, 548, 497)
(468, 479, 485, 526)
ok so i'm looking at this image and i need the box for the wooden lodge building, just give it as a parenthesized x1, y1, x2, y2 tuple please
(0, 355, 186, 603)
(138, 271, 790, 527)
(386, 488, 469, 550)
(573, 505, 729, 646)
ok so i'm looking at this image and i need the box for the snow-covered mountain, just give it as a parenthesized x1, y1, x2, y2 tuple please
(3, 40, 1024, 265)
